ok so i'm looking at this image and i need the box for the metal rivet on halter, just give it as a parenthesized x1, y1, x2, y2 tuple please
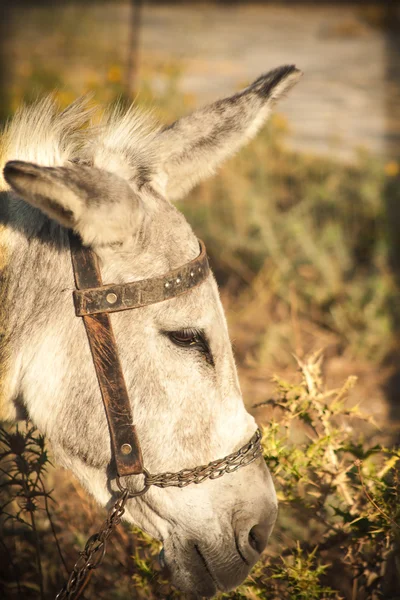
(164, 282, 170, 289)
(106, 292, 118, 305)
(176, 278, 181, 284)
(190, 271, 194, 277)
(121, 443, 132, 455)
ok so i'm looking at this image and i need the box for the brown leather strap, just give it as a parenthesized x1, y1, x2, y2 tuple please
(69, 232, 143, 477)
(72, 240, 209, 317)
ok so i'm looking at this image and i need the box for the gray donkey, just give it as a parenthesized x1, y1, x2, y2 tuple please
(0, 65, 301, 597)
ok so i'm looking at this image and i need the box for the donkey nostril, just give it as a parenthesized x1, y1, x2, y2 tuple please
(248, 524, 269, 555)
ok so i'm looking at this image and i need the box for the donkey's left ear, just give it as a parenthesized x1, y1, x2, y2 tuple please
(152, 65, 302, 201)
(4, 160, 84, 228)
(3, 160, 145, 246)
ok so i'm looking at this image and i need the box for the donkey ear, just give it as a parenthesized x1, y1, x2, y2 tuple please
(4, 160, 83, 228)
(3, 160, 144, 246)
(153, 65, 302, 200)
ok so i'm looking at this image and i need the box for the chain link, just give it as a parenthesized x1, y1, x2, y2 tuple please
(56, 490, 130, 600)
(144, 428, 262, 488)
(56, 429, 262, 599)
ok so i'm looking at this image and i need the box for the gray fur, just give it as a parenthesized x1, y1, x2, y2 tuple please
(0, 65, 301, 597)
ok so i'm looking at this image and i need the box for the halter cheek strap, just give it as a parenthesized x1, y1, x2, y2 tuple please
(69, 232, 143, 476)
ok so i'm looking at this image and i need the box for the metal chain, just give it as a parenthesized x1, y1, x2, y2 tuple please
(56, 489, 130, 600)
(145, 428, 262, 488)
(56, 429, 262, 599)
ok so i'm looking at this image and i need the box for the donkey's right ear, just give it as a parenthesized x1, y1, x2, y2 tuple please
(4, 160, 83, 229)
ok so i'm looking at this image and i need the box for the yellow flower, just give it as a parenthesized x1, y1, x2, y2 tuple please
(18, 62, 32, 77)
(107, 66, 122, 83)
(384, 161, 399, 177)
(10, 96, 21, 113)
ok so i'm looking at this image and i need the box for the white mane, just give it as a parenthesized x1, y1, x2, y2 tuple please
(87, 103, 160, 183)
(0, 96, 160, 191)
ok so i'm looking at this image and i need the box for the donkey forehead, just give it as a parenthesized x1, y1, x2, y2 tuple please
(98, 199, 201, 279)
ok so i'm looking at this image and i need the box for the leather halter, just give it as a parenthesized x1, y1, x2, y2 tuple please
(69, 232, 210, 478)
(72, 239, 209, 317)
(59, 233, 263, 600)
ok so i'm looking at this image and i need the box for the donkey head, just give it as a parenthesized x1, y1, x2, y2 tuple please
(3, 65, 301, 597)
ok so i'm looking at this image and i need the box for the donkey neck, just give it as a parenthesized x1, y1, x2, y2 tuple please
(0, 196, 73, 421)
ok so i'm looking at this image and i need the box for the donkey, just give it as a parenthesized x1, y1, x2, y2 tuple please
(0, 65, 301, 597)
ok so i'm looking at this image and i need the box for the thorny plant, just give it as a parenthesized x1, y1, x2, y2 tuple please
(241, 350, 400, 600)
(0, 425, 67, 599)
(1, 352, 399, 599)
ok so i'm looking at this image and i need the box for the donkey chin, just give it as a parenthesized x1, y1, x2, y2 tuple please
(122, 456, 278, 597)
(162, 514, 278, 598)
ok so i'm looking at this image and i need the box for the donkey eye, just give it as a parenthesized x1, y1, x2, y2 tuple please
(166, 329, 214, 366)
(168, 329, 201, 347)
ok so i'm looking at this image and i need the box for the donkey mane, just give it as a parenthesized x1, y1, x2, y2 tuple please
(0, 96, 161, 192)
(0, 97, 89, 190)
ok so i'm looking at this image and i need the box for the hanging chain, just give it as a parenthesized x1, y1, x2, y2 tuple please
(56, 429, 263, 599)
(56, 489, 130, 600)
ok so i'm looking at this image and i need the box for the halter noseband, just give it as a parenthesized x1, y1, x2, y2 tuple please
(69, 232, 262, 491)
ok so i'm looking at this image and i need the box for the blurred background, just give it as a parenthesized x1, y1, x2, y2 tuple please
(1, 1, 400, 599)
